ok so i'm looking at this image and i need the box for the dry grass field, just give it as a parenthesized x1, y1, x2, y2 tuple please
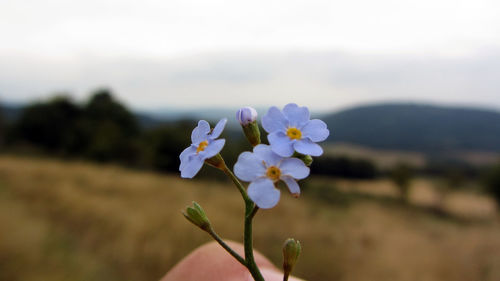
(1, 155, 500, 281)
(324, 143, 500, 168)
(324, 143, 427, 168)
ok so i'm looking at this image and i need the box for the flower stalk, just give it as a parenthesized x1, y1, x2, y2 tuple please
(244, 205, 264, 281)
(223, 162, 265, 281)
(222, 164, 251, 203)
(207, 226, 246, 266)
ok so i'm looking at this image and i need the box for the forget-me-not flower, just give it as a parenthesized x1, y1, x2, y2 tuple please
(234, 144, 310, 208)
(179, 119, 227, 178)
(262, 103, 329, 157)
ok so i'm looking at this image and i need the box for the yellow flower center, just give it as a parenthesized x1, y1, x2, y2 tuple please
(286, 127, 302, 140)
(266, 166, 281, 181)
(196, 140, 208, 154)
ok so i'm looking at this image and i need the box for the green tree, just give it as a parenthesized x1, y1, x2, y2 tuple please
(483, 162, 500, 206)
(12, 96, 83, 153)
(390, 163, 413, 202)
(0, 103, 4, 147)
(310, 156, 378, 179)
(141, 124, 191, 171)
(82, 89, 140, 163)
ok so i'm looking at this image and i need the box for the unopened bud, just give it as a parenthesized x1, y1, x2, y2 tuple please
(236, 107, 261, 147)
(183, 202, 211, 231)
(236, 107, 258, 125)
(293, 152, 313, 167)
(283, 238, 301, 275)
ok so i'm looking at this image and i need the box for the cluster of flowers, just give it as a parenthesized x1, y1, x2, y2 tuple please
(179, 103, 329, 209)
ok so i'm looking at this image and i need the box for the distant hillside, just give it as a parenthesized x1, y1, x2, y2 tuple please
(323, 104, 500, 153)
(0, 104, 22, 122)
(4, 100, 500, 153)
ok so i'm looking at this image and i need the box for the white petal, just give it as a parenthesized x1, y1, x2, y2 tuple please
(234, 152, 266, 182)
(180, 156, 204, 178)
(179, 145, 196, 171)
(268, 132, 294, 157)
(200, 139, 225, 159)
(294, 138, 323, 156)
(283, 103, 310, 128)
(301, 119, 329, 142)
(191, 120, 210, 144)
(279, 158, 310, 179)
(248, 178, 281, 209)
(262, 106, 288, 133)
(281, 176, 301, 196)
(209, 118, 227, 139)
(253, 144, 282, 166)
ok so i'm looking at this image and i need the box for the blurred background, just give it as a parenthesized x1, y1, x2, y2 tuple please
(1, 0, 500, 280)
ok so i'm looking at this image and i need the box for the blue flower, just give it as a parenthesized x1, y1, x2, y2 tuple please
(262, 103, 329, 157)
(179, 119, 227, 178)
(234, 144, 310, 209)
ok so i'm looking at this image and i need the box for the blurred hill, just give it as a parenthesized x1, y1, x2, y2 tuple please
(142, 103, 500, 154)
(323, 104, 500, 153)
(0, 103, 22, 122)
(5, 101, 500, 155)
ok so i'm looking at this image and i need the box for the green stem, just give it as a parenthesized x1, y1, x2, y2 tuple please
(220, 161, 265, 281)
(207, 227, 246, 266)
(222, 164, 251, 203)
(244, 205, 265, 281)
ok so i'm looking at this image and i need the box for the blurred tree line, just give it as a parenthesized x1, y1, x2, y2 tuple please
(311, 156, 378, 179)
(0, 90, 499, 204)
(4, 91, 141, 165)
(0, 105, 4, 147)
(1, 90, 170, 168)
(0, 90, 381, 179)
(0, 90, 249, 178)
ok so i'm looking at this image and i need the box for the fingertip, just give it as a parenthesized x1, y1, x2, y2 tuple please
(161, 241, 304, 281)
(261, 268, 305, 281)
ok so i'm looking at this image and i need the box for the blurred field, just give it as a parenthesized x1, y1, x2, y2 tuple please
(1, 155, 500, 281)
(325, 143, 500, 168)
(324, 143, 426, 168)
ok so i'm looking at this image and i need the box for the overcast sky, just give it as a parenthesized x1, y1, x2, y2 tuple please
(1, 0, 499, 112)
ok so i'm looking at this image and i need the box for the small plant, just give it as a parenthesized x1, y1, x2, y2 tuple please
(179, 103, 329, 280)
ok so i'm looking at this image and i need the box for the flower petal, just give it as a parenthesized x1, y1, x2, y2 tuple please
(301, 119, 329, 142)
(281, 176, 301, 196)
(294, 138, 324, 156)
(268, 132, 294, 157)
(191, 120, 210, 144)
(262, 106, 288, 133)
(283, 103, 310, 128)
(200, 139, 225, 159)
(179, 145, 196, 171)
(209, 118, 227, 139)
(234, 151, 266, 182)
(180, 156, 204, 178)
(248, 178, 280, 209)
(253, 144, 282, 167)
(279, 158, 310, 180)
